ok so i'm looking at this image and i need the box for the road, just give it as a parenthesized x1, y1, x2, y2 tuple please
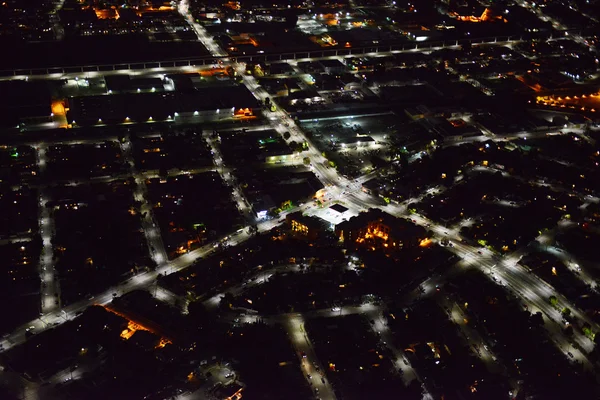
(1, 4, 598, 399)
(4, 144, 598, 392)
(204, 133, 254, 219)
(0, 212, 284, 352)
(284, 315, 336, 400)
(36, 144, 60, 315)
(342, 172, 600, 373)
(449, 240, 596, 367)
(122, 136, 168, 265)
(438, 296, 520, 395)
(363, 308, 421, 386)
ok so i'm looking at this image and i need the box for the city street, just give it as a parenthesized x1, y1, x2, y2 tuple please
(1, 3, 599, 400)
(284, 315, 336, 400)
(36, 145, 60, 315)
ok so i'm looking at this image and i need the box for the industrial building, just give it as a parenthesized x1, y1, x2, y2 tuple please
(66, 84, 260, 126)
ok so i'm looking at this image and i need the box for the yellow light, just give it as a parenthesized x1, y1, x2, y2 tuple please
(419, 238, 432, 247)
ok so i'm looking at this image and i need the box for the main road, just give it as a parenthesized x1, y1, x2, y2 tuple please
(1, 5, 596, 396)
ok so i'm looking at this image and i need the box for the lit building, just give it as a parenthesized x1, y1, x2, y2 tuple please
(286, 211, 329, 240)
(335, 209, 426, 251)
(450, 8, 507, 23)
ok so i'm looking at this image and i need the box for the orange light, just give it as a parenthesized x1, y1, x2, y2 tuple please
(105, 306, 172, 347)
(51, 101, 66, 116)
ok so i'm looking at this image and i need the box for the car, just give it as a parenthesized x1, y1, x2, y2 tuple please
(301, 351, 307, 358)
(568, 352, 574, 358)
(321, 377, 325, 384)
(307, 374, 312, 379)
(331, 307, 340, 312)
(477, 250, 482, 254)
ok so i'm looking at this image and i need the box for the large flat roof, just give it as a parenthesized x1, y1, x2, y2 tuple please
(67, 84, 259, 123)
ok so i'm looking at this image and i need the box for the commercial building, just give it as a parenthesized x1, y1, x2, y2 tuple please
(286, 211, 329, 240)
(335, 208, 426, 251)
(66, 84, 259, 126)
(0, 81, 52, 128)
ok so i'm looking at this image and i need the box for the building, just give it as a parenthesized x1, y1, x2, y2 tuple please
(252, 195, 276, 219)
(0, 81, 52, 129)
(286, 211, 329, 240)
(335, 209, 426, 251)
(66, 84, 259, 126)
(319, 59, 347, 75)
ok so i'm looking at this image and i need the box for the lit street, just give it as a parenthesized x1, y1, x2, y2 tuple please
(1, 0, 599, 398)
